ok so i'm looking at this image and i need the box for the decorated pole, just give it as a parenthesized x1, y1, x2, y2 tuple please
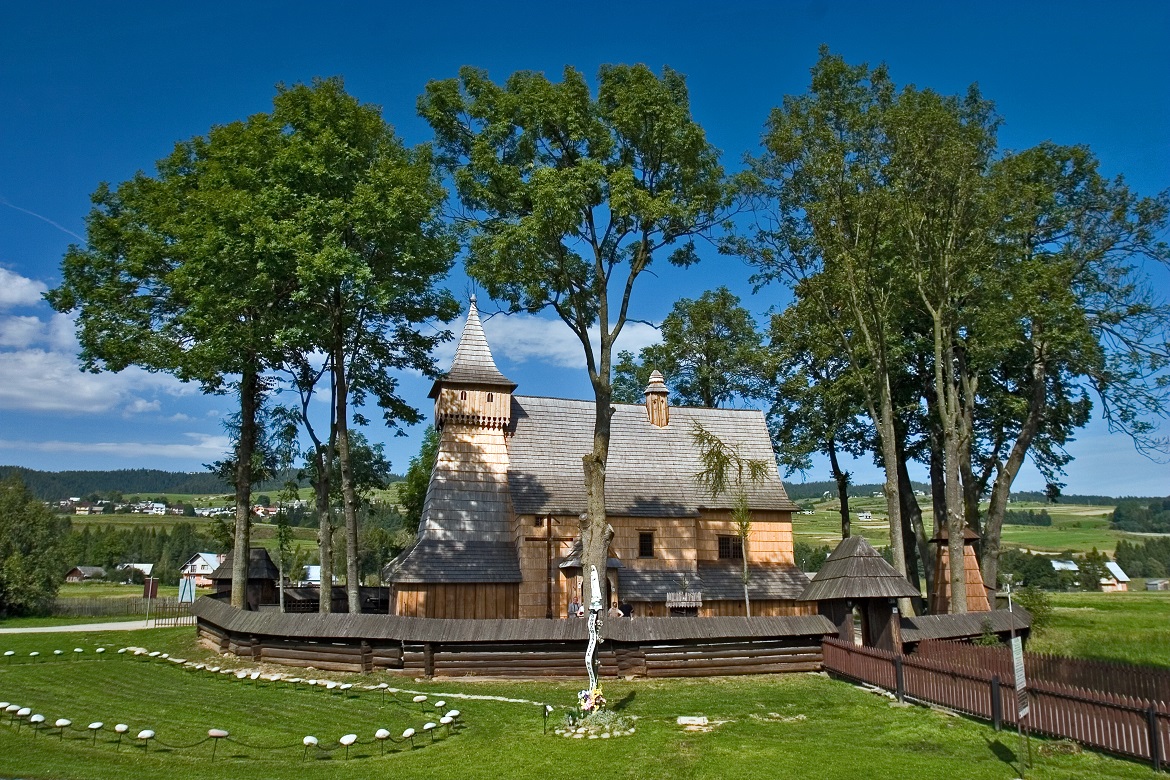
(585, 565, 603, 691)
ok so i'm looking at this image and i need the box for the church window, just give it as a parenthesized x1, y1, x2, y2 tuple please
(460, 390, 467, 400)
(638, 532, 655, 558)
(487, 392, 494, 402)
(718, 535, 743, 560)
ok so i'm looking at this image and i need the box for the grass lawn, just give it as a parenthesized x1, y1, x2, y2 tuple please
(58, 582, 182, 599)
(0, 628, 1156, 780)
(792, 499, 1158, 556)
(1030, 590, 1170, 668)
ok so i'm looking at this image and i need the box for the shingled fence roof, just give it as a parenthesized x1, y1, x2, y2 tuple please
(191, 596, 836, 644)
(209, 548, 279, 582)
(798, 535, 920, 601)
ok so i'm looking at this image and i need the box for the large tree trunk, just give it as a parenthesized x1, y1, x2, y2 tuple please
(332, 337, 362, 615)
(981, 338, 1048, 590)
(896, 449, 929, 595)
(874, 371, 911, 613)
(581, 388, 613, 618)
(230, 366, 259, 610)
(827, 439, 851, 539)
(314, 443, 333, 614)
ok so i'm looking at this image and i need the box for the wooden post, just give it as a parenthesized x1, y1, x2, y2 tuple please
(423, 643, 434, 678)
(894, 655, 905, 703)
(991, 676, 1002, 731)
(1149, 705, 1162, 772)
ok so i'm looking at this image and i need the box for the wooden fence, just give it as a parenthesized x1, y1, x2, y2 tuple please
(191, 597, 833, 679)
(913, 638, 1170, 704)
(51, 597, 188, 619)
(823, 638, 1170, 771)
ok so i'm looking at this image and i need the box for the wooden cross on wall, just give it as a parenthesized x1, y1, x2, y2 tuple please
(523, 515, 576, 619)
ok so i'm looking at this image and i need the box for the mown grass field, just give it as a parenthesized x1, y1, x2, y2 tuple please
(1031, 590, 1170, 668)
(0, 627, 1155, 780)
(792, 498, 1158, 555)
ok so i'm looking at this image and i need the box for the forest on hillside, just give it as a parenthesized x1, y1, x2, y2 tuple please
(0, 466, 353, 501)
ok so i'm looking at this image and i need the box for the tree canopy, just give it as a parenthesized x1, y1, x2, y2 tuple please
(612, 287, 766, 408)
(0, 476, 70, 616)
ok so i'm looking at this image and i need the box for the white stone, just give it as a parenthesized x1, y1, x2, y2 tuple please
(115, 724, 129, 734)
(208, 729, 229, 738)
(375, 729, 390, 740)
(677, 716, 708, 726)
(137, 729, 155, 740)
(340, 734, 357, 746)
(303, 735, 318, 747)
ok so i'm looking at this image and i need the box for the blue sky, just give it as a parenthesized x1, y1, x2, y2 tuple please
(1, 1, 1167, 495)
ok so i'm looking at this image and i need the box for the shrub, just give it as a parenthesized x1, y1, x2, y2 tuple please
(1012, 584, 1052, 636)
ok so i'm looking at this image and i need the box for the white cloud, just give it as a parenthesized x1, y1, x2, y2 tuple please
(0, 315, 44, 348)
(435, 313, 663, 370)
(0, 433, 231, 461)
(124, 398, 162, 414)
(0, 267, 47, 309)
(168, 413, 192, 422)
(0, 348, 187, 413)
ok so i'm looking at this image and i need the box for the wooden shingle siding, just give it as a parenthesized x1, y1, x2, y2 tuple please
(394, 584, 519, 619)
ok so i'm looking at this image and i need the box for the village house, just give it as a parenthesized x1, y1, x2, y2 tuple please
(1101, 561, 1130, 592)
(384, 298, 813, 620)
(65, 565, 105, 582)
(180, 552, 225, 588)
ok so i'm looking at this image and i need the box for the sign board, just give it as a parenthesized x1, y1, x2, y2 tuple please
(178, 578, 195, 603)
(1011, 635, 1029, 718)
(142, 577, 158, 600)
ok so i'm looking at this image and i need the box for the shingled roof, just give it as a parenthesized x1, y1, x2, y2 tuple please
(428, 296, 515, 395)
(507, 396, 799, 516)
(798, 535, 919, 601)
(383, 539, 522, 583)
(209, 548, 279, 582)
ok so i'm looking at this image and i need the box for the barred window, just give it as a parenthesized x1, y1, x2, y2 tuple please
(718, 535, 743, 560)
(638, 532, 654, 558)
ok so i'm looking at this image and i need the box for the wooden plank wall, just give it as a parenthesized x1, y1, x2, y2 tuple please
(700, 600, 819, 618)
(394, 584, 519, 619)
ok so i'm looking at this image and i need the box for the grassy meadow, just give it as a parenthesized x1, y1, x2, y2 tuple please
(0, 627, 1156, 780)
(1031, 590, 1170, 668)
(792, 497, 1155, 555)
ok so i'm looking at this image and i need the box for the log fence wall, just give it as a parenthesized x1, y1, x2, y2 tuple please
(191, 597, 832, 679)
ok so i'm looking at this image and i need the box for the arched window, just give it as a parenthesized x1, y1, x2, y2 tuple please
(487, 392, 494, 402)
(460, 390, 467, 401)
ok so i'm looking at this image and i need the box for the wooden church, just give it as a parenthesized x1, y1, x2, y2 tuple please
(384, 298, 815, 620)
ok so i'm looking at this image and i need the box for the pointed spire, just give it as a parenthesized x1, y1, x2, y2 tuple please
(433, 296, 516, 391)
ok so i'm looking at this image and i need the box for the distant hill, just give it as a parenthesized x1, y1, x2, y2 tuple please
(783, 481, 1155, 505)
(783, 480, 930, 501)
(0, 465, 403, 501)
(0, 466, 234, 499)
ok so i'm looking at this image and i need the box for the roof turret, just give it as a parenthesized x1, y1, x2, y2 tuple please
(429, 296, 516, 397)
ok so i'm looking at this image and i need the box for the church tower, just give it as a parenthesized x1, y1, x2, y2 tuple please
(385, 296, 522, 618)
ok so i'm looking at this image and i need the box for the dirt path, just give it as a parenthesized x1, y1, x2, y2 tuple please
(0, 620, 180, 634)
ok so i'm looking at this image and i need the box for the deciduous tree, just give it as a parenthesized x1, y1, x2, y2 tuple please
(421, 64, 726, 658)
